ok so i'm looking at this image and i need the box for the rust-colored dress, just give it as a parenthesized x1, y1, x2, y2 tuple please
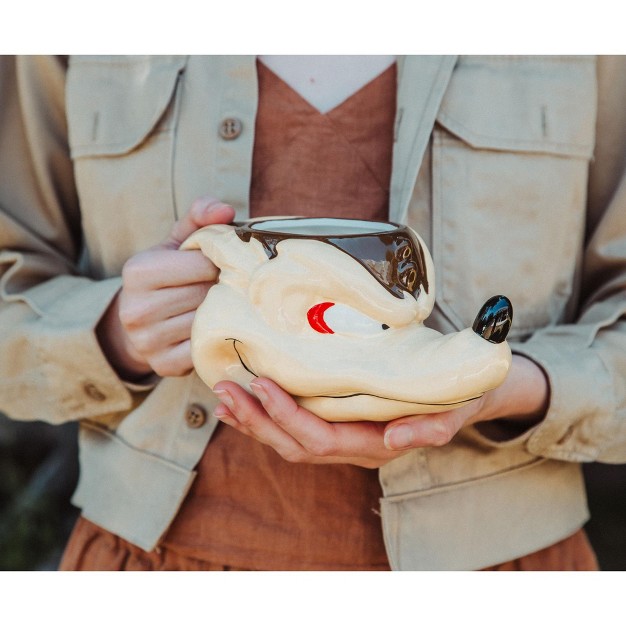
(60, 60, 599, 572)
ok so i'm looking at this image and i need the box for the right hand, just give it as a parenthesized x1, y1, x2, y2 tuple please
(96, 196, 235, 380)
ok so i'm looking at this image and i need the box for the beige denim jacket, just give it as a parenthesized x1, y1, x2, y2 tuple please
(1, 55, 626, 570)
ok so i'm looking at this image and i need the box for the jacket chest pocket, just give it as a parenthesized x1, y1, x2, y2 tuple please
(66, 55, 187, 278)
(431, 56, 596, 338)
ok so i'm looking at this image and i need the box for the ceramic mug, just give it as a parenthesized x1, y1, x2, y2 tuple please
(181, 217, 513, 422)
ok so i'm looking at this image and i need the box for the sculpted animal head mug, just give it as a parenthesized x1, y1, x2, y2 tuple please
(181, 217, 513, 422)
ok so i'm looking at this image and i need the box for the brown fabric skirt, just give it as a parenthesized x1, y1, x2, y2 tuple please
(59, 516, 599, 571)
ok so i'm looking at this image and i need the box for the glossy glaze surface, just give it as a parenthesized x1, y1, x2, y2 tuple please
(182, 217, 512, 422)
(236, 218, 429, 299)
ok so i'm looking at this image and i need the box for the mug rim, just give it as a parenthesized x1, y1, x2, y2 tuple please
(242, 216, 404, 238)
(234, 217, 428, 300)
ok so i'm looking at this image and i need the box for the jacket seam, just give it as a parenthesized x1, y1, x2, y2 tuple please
(381, 457, 547, 501)
(80, 419, 193, 474)
(436, 113, 593, 155)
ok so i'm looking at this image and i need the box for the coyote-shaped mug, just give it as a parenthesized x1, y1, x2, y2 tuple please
(182, 217, 513, 422)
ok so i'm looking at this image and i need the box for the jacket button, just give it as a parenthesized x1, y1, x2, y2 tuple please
(219, 117, 242, 140)
(185, 403, 207, 428)
(83, 382, 106, 401)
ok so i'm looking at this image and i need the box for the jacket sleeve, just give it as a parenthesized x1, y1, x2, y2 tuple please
(481, 56, 626, 464)
(0, 56, 135, 424)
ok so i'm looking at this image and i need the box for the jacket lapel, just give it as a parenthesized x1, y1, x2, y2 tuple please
(390, 55, 458, 225)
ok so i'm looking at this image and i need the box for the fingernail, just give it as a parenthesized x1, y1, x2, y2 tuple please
(249, 381, 268, 403)
(213, 388, 234, 409)
(384, 424, 414, 450)
(214, 406, 236, 425)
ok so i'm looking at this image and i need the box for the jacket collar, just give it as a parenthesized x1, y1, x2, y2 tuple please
(224, 55, 458, 224)
(389, 55, 458, 224)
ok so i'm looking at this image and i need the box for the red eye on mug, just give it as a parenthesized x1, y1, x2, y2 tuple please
(307, 302, 389, 335)
(307, 302, 335, 334)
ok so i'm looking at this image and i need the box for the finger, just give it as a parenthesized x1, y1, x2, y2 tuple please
(214, 381, 402, 468)
(148, 339, 194, 378)
(156, 282, 214, 318)
(383, 409, 470, 450)
(119, 281, 213, 328)
(129, 310, 197, 355)
(248, 378, 337, 455)
(213, 382, 310, 462)
(213, 404, 255, 437)
(145, 282, 213, 320)
(123, 249, 218, 290)
(213, 392, 315, 464)
(164, 197, 235, 249)
(249, 378, 389, 459)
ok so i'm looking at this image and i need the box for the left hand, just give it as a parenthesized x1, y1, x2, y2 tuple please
(212, 355, 549, 469)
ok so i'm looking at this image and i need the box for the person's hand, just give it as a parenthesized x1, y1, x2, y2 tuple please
(211, 355, 549, 468)
(382, 354, 549, 449)
(96, 196, 235, 380)
(213, 378, 405, 468)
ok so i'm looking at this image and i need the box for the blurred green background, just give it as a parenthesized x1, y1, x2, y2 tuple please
(1, 412, 624, 570)
(0, 415, 79, 570)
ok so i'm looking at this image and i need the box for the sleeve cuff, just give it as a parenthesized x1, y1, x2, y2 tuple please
(4, 274, 135, 423)
(509, 337, 615, 461)
(123, 373, 161, 392)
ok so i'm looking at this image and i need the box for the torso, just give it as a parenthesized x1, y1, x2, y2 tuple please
(160, 58, 398, 569)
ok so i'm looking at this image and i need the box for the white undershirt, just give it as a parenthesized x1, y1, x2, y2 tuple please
(258, 55, 397, 113)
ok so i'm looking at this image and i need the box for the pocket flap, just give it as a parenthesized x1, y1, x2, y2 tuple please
(436, 56, 596, 158)
(67, 55, 187, 158)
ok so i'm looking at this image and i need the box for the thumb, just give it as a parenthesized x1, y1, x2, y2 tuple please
(163, 196, 236, 249)
(383, 405, 474, 451)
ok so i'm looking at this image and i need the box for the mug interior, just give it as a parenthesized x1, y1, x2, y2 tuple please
(249, 217, 396, 237)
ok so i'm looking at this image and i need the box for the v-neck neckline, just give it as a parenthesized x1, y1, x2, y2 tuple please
(256, 58, 397, 117)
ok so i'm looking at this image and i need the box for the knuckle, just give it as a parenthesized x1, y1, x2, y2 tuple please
(151, 363, 170, 377)
(117, 304, 134, 328)
(265, 401, 297, 426)
(268, 409, 287, 427)
(121, 255, 147, 284)
(150, 355, 187, 378)
(282, 448, 309, 464)
(190, 195, 217, 213)
(235, 412, 253, 429)
(189, 198, 205, 214)
(429, 421, 454, 447)
(152, 363, 179, 378)
(121, 257, 137, 276)
(129, 329, 156, 353)
(307, 438, 336, 457)
(118, 303, 148, 329)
